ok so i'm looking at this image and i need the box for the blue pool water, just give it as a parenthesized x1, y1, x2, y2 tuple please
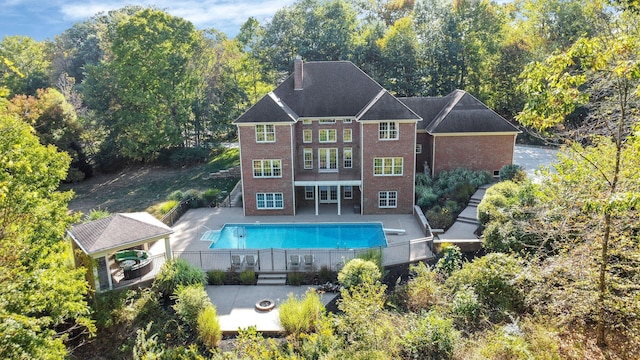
(204, 222, 387, 249)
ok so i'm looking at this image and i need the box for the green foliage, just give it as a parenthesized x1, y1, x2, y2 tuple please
(416, 185, 439, 208)
(169, 147, 210, 167)
(183, 189, 204, 208)
(206, 270, 225, 285)
(337, 259, 382, 289)
(477, 181, 520, 226)
(435, 243, 463, 277)
(0, 115, 94, 359)
(133, 322, 165, 359)
(356, 248, 383, 273)
(167, 190, 185, 202)
(318, 266, 337, 284)
(196, 305, 221, 351)
(201, 188, 221, 207)
(499, 164, 527, 182)
(401, 262, 442, 312)
(278, 290, 326, 337)
(447, 253, 525, 320)
(449, 285, 481, 329)
(287, 272, 304, 286)
(239, 269, 256, 285)
(426, 205, 454, 229)
(87, 208, 111, 221)
(152, 258, 207, 297)
(172, 284, 211, 327)
(400, 310, 459, 360)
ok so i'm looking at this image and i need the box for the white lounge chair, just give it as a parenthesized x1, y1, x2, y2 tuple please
(231, 255, 242, 268)
(289, 254, 301, 269)
(244, 255, 257, 269)
(303, 254, 314, 268)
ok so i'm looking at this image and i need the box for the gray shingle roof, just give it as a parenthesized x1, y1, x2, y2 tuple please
(68, 212, 173, 256)
(358, 90, 422, 121)
(234, 92, 297, 124)
(402, 90, 520, 134)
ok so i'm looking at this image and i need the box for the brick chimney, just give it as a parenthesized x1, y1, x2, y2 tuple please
(294, 56, 303, 90)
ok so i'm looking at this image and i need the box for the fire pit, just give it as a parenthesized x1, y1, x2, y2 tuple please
(255, 299, 275, 312)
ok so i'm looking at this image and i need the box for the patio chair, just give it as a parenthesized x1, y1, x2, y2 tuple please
(289, 254, 301, 269)
(231, 255, 242, 268)
(244, 255, 257, 269)
(303, 254, 314, 268)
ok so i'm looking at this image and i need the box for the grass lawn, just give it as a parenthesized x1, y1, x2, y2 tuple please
(64, 148, 240, 216)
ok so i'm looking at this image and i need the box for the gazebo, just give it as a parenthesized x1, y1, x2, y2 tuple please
(67, 212, 174, 291)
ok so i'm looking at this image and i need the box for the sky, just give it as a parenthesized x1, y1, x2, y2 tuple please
(0, 0, 296, 41)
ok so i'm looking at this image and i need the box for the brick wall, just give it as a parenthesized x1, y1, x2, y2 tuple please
(361, 122, 416, 215)
(238, 124, 295, 215)
(432, 134, 516, 176)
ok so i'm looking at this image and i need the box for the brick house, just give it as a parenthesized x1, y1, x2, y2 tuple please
(234, 60, 519, 216)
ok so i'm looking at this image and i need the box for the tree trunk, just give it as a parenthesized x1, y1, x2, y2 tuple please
(596, 211, 611, 346)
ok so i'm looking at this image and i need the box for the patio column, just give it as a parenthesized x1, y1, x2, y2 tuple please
(104, 255, 113, 290)
(314, 185, 319, 216)
(164, 236, 172, 260)
(337, 184, 341, 215)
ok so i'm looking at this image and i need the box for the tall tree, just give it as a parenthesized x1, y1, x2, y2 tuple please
(377, 16, 421, 96)
(0, 36, 51, 96)
(0, 114, 94, 358)
(107, 8, 200, 161)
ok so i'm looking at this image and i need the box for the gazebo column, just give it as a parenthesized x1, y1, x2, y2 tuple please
(103, 255, 113, 290)
(314, 185, 319, 216)
(337, 184, 341, 215)
(164, 237, 172, 260)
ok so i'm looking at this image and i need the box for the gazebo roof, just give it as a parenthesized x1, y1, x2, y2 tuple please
(68, 212, 173, 257)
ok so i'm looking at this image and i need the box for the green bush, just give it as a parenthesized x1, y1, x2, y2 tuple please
(239, 269, 256, 285)
(426, 205, 454, 229)
(183, 189, 203, 208)
(478, 324, 533, 360)
(435, 243, 463, 277)
(158, 200, 179, 215)
(416, 185, 438, 208)
(152, 258, 207, 297)
(207, 270, 225, 285)
(87, 208, 110, 221)
(278, 291, 326, 337)
(402, 262, 441, 312)
(450, 285, 481, 328)
(318, 266, 337, 283)
(446, 253, 525, 319)
(477, 181, 520, 226)
(499, 164, 526, 182)
(287, 272, 304, 286)
(357, 248, 383, 273)
(202, 188, 221, 206)
(167, 190, 184, 201)
(197, 305, 222, 351)
(169, 147, 210, 167)
(338, 258, 382, 289)
(415, 172, 433, 187)
(172, 284, 211, 327)
(400, 310, 459, 360)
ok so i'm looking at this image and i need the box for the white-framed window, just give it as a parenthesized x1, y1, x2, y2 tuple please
(319, 119, 335, 124)
(256, 192, 284, 209)
(318, 148, 338, 172)
(303, 129, 312, 143)
(378, 191, 397, 208)
(319, 129, 337, 143)
(343, 119, 352, 124)
(416, 144, 422, 154)
(256, 124, 275, 142)
(343, 128, 352, 142)
(374, 157, 403, 176)
(343, 147, 352, 168)
(252, 159, 282, 178)
(344, 186, 353, 199)
(305, 186, 314, 200)
(379, 122, 398, 140)
(302, 119, 312, 125)
(303, 148, 313, 169)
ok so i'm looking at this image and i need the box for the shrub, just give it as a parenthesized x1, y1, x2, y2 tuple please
(207, 270, 225, 285)
(416, 185, 439, 208)
(197, 305, 222, 350)
(167, 190, 184, 201)
(172, 284, 211, 327)
(183, 189, 203, 208)
(477, 181, 520, 226)
(477, 324, 533, 360)
(450, 285, 481, 328)
(278, 290, 326, 337)
(338, 258, 382, 289)
(499, 164, 526, 182)
(318, 266, 337, 283)
(403, 262, 441, 312)
(202, 188, 221, 206)
(152, 258, 207, 297)
(400, 310, 459, 360)
(451, 181, 476, 204)
(446, 253, 525, 320)
(287, 272, 304, 286)
(239, 269, 256, 285)
(87, 208, 110, 221)
(154, 200, 178, 215)
(426, 205, 454, 229)
(435, 243, 463, 277)
(415, 172, 433, 187)
(169, 146, 210, 167)
(357, 248, 383, 273)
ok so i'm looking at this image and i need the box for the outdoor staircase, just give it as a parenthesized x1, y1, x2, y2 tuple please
(257, 273, 287, 286)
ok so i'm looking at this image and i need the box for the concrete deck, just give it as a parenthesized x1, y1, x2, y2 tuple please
(207, 285, 338, 334)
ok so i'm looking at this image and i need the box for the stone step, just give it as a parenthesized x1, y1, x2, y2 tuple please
(257, 273, 287, 285)
(457, 217, 479, 225)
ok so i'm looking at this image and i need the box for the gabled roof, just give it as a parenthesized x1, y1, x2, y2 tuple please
(358, 90, 422, 121)
(401, 90, 520, 134)
(234, 92, 297, 124)
(68, 212, 173, 257)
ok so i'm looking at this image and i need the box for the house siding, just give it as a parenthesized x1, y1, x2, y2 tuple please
(239, 124, 295, 215)
(432, 134, 516, 175)
(361, 122, 416, 215)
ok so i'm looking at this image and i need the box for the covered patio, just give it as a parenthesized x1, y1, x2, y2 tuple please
(68, 212, 174, 291)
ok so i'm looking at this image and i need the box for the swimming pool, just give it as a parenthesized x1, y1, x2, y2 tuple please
(203, 222, 387, 249)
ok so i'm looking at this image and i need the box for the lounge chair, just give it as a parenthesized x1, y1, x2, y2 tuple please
(231, 255, 242, 268)
(244, 255, 257, 269)
(289, 254, 301, 269)
(303, 254, 314, 268)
